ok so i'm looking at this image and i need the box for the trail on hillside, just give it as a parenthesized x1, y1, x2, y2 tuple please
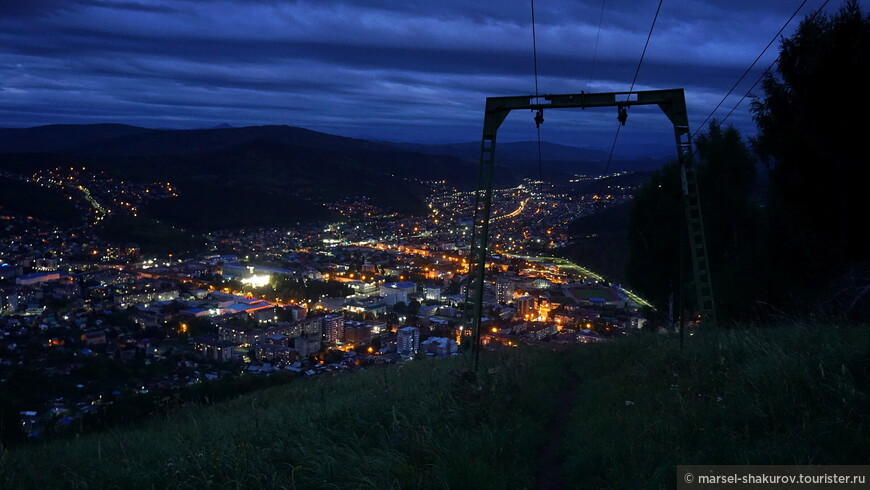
(535, 372, 581, 490)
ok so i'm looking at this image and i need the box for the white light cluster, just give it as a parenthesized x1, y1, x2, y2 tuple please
(242, 274, 271, 287)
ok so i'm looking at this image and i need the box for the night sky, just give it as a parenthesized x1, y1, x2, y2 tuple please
(0, 0, 840, 154)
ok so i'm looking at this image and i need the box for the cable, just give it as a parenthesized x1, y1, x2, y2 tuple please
(596, 0, 664, 197)
(531, 0, 543, 180)
(628, 0, 664, 95)
(717, 0, 831, 128)
(587, 0, 607, 91)
(693, 0, 810, 138)
(719, 63, 768, 126)
(594, 123, 623, 201)
(531, 0, 540, 99)
(536, 127, 543, 181)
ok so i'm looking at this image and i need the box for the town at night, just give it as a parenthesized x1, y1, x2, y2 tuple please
(1, 0, 869, 488)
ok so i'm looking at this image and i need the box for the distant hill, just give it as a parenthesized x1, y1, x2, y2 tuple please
(121, 139, 470, 229)
(0, 124, 666, 230)
(0, 124, 151, 153)
(67, 125, 398, 157)
(549, 171, 656, 285)
(0, 124, 395, 157)
(392, 140, 669, 173)
(392, 140, 610, 162)
(0, 124, 476, 229)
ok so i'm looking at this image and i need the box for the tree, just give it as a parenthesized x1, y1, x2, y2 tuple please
(407, 299, 421, 317)
(694, 122, 764, 319)
(751, 1, 870, 305)
(626, 161, 685, 317)
(627, 122, 760, 321)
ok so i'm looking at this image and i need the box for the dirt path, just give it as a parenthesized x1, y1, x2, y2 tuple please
(535, 374, 580, 490)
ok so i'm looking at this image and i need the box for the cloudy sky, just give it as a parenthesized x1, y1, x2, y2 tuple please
(0, 0, 842, 153)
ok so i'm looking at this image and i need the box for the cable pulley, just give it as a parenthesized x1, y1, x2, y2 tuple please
(534, 108, 544, 128)
(617, 105, 628, 126)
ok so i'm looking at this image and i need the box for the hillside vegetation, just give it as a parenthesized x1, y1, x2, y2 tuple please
(625, 4, 870, 322)
(2, 324, 868, 489)
(0, 176, 80, 225)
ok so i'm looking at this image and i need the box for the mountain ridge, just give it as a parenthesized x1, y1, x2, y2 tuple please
(0, 124, 664, 229)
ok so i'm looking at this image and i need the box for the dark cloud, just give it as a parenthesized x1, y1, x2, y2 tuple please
(0, 0, 175, 17)
(0, 0, 77, 16)
(0, 0, 838, 149)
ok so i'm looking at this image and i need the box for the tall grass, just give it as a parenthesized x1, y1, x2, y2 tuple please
(560, 324, 870, 489)
(1, 324, 867, 489)
(0, 348, 568, 489)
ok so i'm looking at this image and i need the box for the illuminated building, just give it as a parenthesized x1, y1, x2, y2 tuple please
(537, 299, 551, 322)
(252, 307, 278, 323)
(15, 271, 62, 286)
(286, 304, 307, 321)
(347, 281, 378, 295)
(516, 295, 535, 319)
(345, 297, 388, 315)
(221, 262, 294, 280)
(419, 336, 457, 357)
(366, 320, 387, 336)
(380, 281, 416, 306)
(194, 334, 240, 362)
(523, 323, 557, 341)
(397, 326, 420, 357)
(257, 343, 296, 363)
(423, 284, 442, 302)
(344, 323, 373, 346)
(33, 258, 58, 271)
(294, 335, 321, 357)
(323, 314, 344, 343)
(242, 274, 271, 288)
(218, 316, 323, 345)
(496, 277, 515, 304)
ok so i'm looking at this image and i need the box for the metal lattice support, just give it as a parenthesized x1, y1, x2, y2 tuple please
(462, 89, 718, 369)
(674, 126, 717, 326)
(461, 102, 508, 369)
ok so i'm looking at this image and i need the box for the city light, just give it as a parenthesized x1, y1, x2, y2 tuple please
(242, 274, 271, 287)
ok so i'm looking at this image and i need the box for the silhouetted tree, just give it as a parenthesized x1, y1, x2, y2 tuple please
(626, 161, 685, 317)
(627, 122, 760, 321)
(752, 1, 870, 307)
(695, 122, 764, 319)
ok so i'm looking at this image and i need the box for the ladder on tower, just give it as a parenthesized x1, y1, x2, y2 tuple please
(674, 125, 717, 327)
(462, 131, 498, 368)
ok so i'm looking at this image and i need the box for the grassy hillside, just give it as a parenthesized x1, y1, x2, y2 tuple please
(2, 325, 868, 489)
(97, 215, 207, 256)
(0, 125, 479, 228)
(0, 132, 475, 228)
(0, 176, 80, 225)
(561, 201, 632, 284)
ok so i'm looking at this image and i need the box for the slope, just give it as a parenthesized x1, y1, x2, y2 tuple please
(2, 325, 867, 489)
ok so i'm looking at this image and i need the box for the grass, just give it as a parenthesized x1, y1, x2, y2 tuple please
(0, 349, 566, 489)
(1, 324, 868, 489)
(561, 324, 870, 488)
(565, 287, 617, 300)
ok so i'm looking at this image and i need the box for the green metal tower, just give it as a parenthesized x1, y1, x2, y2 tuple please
(461, 89, 717, 368)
